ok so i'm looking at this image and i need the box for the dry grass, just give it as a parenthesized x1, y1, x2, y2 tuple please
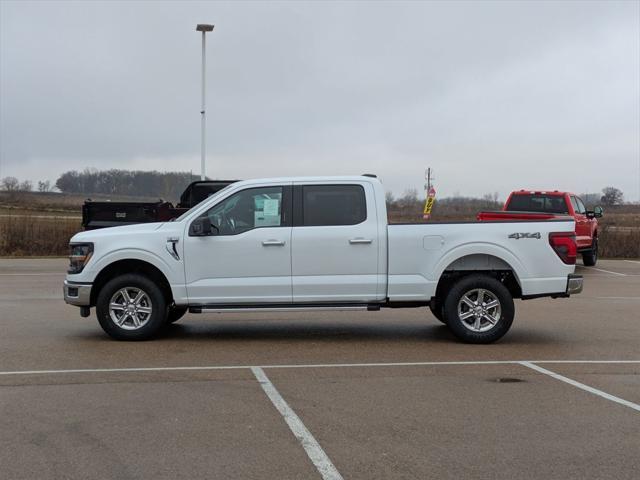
(0, 216, 81, 256)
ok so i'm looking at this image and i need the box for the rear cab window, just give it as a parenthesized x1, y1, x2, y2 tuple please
(298, 185, 367, 226)
(506, 194, 569, 214)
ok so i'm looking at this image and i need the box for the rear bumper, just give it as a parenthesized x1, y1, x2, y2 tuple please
(63, 280, 92, 306)
(566, 274, 583, 295)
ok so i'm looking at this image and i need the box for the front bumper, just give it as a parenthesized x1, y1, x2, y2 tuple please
(63, 280, 92, 306)
(566, 274, 583, 295)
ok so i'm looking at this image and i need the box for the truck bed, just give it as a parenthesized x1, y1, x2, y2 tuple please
(386, 218, 576, 300)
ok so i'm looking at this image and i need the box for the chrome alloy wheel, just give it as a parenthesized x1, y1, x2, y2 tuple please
(108, 287, 153, 330)
(457, 288, 501, 333)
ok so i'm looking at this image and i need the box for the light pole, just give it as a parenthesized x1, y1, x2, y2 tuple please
(196, 24, 214, 181)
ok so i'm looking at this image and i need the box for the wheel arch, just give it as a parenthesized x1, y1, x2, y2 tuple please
(433, 251, 523, 302)
(90, 259, 173, 306)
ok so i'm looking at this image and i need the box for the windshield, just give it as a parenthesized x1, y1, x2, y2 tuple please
(173, 183, 236, 222)
(505, 194, 569, 214)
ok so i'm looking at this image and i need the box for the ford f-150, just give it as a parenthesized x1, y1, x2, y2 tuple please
(64, 176, 583, 343)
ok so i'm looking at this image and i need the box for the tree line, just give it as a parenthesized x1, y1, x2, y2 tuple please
(52, 169, 199, 199)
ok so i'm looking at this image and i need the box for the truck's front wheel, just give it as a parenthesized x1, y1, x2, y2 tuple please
(582, 237, 598, 266)
(443, 274, 514, 344)
(96, 274, 167, 340)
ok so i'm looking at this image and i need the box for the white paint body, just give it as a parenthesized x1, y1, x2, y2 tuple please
(67, 176, 576, 306)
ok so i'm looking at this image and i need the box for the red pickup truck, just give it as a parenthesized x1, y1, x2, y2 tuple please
(478, 190, 603, 266)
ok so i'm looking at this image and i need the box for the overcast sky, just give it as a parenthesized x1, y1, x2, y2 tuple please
(1, 0, 639, 200)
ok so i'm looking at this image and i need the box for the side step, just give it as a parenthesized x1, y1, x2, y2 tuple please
(189, 303, 381, 314)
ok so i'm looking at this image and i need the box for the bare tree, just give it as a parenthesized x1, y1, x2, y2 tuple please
(38, 180, 51, 192)
(19, 180, 33, 192)
(385, 191, 395, 204)
(1, 176, 19, 192)
(600, 187, 624, 206)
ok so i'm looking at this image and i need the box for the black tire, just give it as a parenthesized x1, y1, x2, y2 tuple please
(96, 273, 167, 340)
(429, 298, 446, 324)
(442, 274, 514, 344)
(167, 305, 188, 324)
(582, 238, 598, 266)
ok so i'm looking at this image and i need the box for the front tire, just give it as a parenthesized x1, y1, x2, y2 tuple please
(582, 238, 598, 266)
(96, 274, 167, 340)
(442, 274, 514, 344)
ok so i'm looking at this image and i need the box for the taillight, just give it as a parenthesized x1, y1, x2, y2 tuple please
(549, 232, 577, 265)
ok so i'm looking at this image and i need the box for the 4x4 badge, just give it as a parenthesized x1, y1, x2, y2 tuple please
(509, 232, 541, 239)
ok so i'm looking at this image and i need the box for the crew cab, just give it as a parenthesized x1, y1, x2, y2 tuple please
(64, 176, 583, 343)
(82, 180, 237, 230)
(477, 190, 603, 266)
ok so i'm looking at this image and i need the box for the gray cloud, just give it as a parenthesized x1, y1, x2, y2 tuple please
(1, 0, 638, 200)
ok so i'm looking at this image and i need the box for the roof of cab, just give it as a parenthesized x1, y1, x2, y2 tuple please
(511, 190, 571, 196)
(231, 175, 382, 187)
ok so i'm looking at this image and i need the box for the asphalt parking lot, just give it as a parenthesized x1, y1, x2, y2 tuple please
(1, 259, 638, 479)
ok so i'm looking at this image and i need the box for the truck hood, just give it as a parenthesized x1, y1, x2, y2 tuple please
(70, 222, 166, 243)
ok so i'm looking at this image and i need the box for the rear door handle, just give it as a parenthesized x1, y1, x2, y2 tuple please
(349, 238, 372, 245)
(262, 240, 286, 246)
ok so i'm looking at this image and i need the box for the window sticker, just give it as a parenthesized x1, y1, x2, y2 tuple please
(262, 198, 280, 216)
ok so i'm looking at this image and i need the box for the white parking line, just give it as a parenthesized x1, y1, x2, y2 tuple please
(1, 360, 639, 376)
(624, 260, 640, 265)
(581, 267, 626, 276)
(252, 367, 343, 480)
(0, 273, 63, 276)
(520, 362, 640, 412)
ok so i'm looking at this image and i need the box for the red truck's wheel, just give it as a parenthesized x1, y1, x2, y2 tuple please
(443, 274, 514, 344)
(582, 238, 598, 266)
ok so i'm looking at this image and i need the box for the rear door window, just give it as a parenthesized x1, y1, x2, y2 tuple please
(506, 194, 569, 214)
(302, 185, 367, 226)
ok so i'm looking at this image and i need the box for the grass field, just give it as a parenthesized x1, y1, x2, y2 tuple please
(0, 191, 638, 258)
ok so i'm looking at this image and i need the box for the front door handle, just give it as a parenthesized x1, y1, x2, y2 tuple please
(262, 240, 286, 246)
(349, 238, 372, 245)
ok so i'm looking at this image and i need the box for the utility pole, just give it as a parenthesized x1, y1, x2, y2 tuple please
(425, 168, 434, 192)
(196, 24, 214, 181)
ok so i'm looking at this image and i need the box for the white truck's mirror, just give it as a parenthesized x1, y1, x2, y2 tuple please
(189, 216, 217, 236)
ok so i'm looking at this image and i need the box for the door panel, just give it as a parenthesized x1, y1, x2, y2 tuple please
(571, 196, 590, 248)
(291, 182, 382, 302)
(183, 185, 292, 304)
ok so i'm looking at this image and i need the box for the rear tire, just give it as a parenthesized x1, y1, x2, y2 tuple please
(96, 274, 167, 341)
(582, 238, 598, 266)
(443, 274, 514, 344)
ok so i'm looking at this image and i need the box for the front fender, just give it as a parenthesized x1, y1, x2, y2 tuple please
(85, 248, 180, 285)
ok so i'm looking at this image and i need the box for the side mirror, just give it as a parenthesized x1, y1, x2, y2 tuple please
(189, 216, 218, 236)
(593, 206, 603, 218)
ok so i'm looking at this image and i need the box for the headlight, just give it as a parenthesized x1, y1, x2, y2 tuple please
(68, 243, 94, 274)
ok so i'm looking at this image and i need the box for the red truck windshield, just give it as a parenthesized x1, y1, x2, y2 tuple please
(506, 194, 569, 214)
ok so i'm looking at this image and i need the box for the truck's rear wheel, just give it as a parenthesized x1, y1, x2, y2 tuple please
(582, 238, 598, 266)
(96, 274, 167, 340)
(443, 274, 514, 344)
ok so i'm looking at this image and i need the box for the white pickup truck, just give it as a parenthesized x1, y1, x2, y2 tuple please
(64, 175, 583, 343)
